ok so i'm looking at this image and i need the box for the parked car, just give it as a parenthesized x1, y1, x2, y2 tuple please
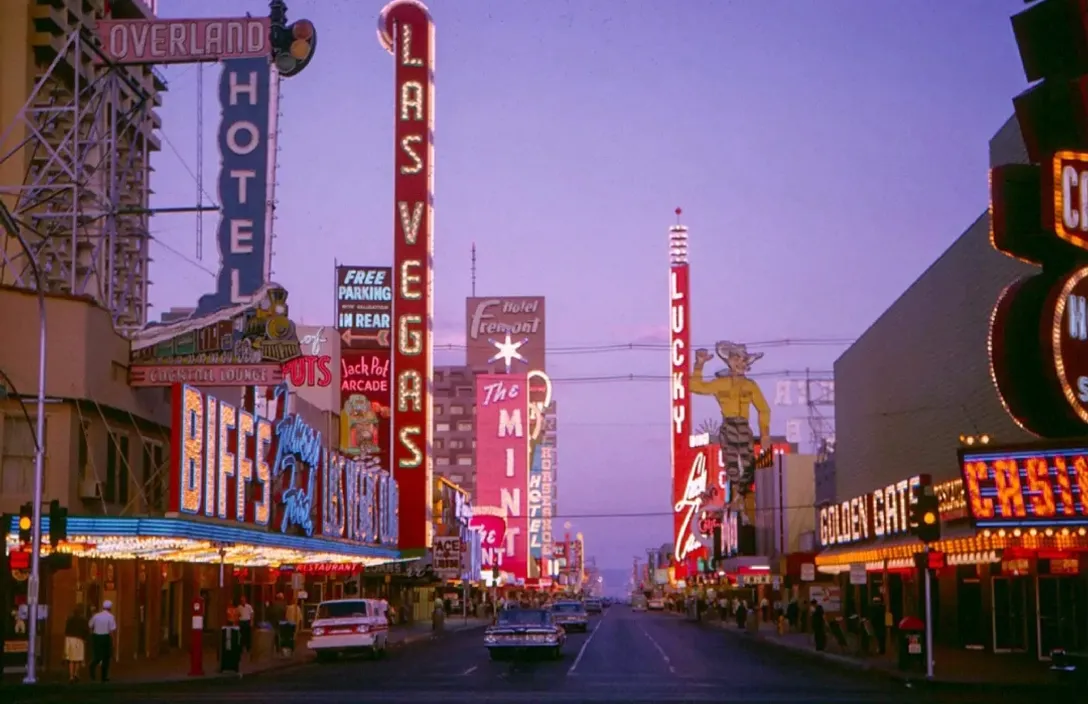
(647, 597, 665, 611)
(484, 608, 565, 660)
(309, 598, 389, 662)
(551, 601, 589, 632)
(585, 598, 603, 614)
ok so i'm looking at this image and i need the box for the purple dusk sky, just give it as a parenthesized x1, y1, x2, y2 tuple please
(148, 0, 1029, 570)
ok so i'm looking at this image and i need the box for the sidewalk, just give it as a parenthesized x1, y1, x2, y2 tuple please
(3, 617, 489, 688)
(689, 613, 1063, 691)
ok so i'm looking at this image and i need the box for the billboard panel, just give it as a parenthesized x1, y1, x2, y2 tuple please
(95, 17, 272, 65)
(466, 297, 546, 372)
(339, 349, 392, 470)
(336, 266, 393, 349)
(475, 373, 530, 581)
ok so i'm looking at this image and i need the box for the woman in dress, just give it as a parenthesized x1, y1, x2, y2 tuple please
(64, 604, 89, 683)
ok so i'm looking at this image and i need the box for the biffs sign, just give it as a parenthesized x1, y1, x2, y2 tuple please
(170, 384, 398, 546)
(475, 374, 530, 579)
(818, 475, 924, 548)
(196, 57, 271, 316)
(380, 0, 436, 552)
(959, 445, 1088, 527)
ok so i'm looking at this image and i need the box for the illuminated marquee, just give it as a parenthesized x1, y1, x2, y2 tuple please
(526, 371, 553, 575)
(959, 445, 1088, 527)
(380, 0, 435, 552)
(1045, 151, 1088, 253)
(818, 475, 923, 548)
(170, 384, 398, 546)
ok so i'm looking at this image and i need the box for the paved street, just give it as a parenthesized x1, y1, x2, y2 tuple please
(7, 607, 1046, 703)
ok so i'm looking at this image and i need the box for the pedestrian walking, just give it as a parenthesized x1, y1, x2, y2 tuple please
(64, 604, 89, 683)
(267, 594, 286, 656)
(237, 595, 253, 653)
(282, 597, 302, 656)
(88, 601, 117, 682)
(811, 599, 827, 652)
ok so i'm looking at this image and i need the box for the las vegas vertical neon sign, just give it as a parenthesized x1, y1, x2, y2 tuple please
(379, 1, 435, 552)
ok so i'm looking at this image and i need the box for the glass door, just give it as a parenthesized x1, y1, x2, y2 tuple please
(957, 575, 985, 649)
(1037, 576, 1086, 660)
(992, 576, 1028, 652)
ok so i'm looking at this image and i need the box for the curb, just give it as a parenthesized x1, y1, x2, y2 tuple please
(693, 619, 1067, 693)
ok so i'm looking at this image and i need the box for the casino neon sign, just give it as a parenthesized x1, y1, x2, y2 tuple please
(959, 445, 1088, 526)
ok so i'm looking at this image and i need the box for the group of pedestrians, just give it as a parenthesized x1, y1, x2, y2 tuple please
(62, 601, 116, 683)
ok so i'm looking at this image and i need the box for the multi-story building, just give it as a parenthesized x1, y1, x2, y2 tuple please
(0, 0, 164, 330)
(433, 365, 477, 498)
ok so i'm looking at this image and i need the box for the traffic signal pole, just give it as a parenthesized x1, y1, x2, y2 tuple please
(923, 546, 934, 680)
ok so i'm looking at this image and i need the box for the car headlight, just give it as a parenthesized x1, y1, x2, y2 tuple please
(313, 627, 326, 636)
(485, 634, 497, 644)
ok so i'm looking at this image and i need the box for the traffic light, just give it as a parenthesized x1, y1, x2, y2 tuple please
(910, 483, 941, 544)
(18, 502, 32, 544)
(270, 1, 317, 78)
(48, 500, 67, 547)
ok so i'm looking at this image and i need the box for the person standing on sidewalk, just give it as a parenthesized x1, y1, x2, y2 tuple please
(237, 595, 254, 653)
(811, 599, 827, 652)
(64, 605, 89, 683)
(88, 601, 117, 682)
(282, 597, 302, 656)
(268, 594, 286, 656)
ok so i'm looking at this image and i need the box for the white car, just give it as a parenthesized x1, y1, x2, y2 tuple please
(647, 598, 665, 610)
(309, 598, 389, 661)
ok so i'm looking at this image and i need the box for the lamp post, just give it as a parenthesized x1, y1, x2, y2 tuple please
(0, 199, 49, 685)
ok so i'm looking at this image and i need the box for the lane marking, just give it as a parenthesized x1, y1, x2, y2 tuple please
(462, 665, 477, 675)
(641, 626, 676, 674)
(567, 606, 606, 675)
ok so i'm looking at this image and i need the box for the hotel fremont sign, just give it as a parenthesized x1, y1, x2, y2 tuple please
(819, 475, 924, 548)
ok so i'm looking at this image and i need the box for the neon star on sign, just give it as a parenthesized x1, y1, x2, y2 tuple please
(489, 334, 529, 373)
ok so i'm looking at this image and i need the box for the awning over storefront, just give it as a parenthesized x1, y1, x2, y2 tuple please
(815, 524, 979, 570)
(5, 515, 401, 567)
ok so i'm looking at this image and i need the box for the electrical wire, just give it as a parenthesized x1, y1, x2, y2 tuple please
(435, 339, 853, 353)
(546, 504, 827, 521)
(544, 370, 831, 384)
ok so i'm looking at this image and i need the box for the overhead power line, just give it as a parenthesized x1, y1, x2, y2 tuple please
(435, 338, 853, 354)
(546, 370, 831, 384)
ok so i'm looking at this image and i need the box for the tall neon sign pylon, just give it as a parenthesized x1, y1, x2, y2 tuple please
(668, 208, 696, 571)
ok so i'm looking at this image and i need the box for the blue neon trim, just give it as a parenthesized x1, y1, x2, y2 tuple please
(975, 519, 1088, 529)
(962, 449, 1088, 462)
(6, 516, 399, 559)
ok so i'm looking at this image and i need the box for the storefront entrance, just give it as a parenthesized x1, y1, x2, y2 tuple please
(992, 576, 1028, 652)
(1037, 576, 1087, 660)
(957, 569, 986, 649)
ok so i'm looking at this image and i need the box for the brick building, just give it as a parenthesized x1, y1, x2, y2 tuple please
(433, 365, 477, 499)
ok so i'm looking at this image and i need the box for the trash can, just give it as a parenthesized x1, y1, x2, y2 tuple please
(897, 616, 925, 672)
(220, 625, 242, 672)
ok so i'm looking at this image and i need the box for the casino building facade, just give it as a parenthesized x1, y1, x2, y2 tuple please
(814, 114, 1088, 662)
(0, 286, 401, 672)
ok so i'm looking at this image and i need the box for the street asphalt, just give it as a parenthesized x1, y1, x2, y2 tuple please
(4, 607, 1054, 703)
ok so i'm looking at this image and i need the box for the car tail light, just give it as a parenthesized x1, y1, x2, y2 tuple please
(355, 624, 370, 634)
(313, 627, 326, 636)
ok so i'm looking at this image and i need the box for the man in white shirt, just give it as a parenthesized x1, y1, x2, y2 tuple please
(237, 595, 254, 653)
(88, 600, 117, 682)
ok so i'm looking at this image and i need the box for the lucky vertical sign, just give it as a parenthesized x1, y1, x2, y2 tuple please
(379, 0, 435, 553)
(668, 213, 697, 568)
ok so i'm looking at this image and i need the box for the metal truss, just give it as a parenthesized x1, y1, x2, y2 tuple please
(805, 370, 836, 460)
(0, 28, 160, 332)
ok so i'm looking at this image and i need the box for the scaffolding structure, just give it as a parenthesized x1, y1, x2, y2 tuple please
(0, 5, 163, 332)
(804, 368, 836, 460)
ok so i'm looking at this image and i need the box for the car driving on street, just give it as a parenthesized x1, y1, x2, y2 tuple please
(309, 598, 389, 662)
(484, 608, 565, 660)
(550, 600, 589, 632)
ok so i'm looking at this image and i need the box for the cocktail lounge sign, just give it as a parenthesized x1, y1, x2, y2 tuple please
(819, 475, 924, 548)
(131, 284, 303, 387)
(170, 383, 398, 547)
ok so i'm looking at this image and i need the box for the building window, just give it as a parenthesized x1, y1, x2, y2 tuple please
(142, 442, 166, 513)
(436, 422, 450, 432)
(434, 406, 444, 416)
(448, 439, 463, 450)
(1, 415, 45, 496)
(456, 457, 472, 466)
(457, 386, 472, 397)
(435, 370, 445, 382)
(435, 439, 445, 450)
(106, 431, 131, 505)
(456, 422, 472, 432)
(436, 457, 450, 466)
(451, 473, 465, 484)
(449, 406, 464, 416)
(472, 440, 476, 448)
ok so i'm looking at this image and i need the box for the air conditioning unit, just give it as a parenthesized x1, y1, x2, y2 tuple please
(79, 477, 102, 500)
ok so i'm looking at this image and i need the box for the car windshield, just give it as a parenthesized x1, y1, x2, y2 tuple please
(316, 601, 368, 619)
(497, 609, 549, 625)
(553, 603, 583, 613)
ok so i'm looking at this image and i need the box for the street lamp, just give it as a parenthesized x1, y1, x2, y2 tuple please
(0, 199, 49, 685)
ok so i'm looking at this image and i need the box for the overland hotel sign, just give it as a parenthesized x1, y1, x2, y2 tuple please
(130, 284, 302, 387)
